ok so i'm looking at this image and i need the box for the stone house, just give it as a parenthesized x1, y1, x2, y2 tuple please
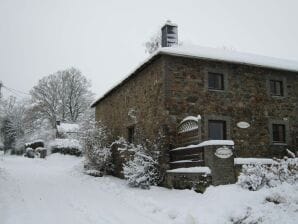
(91, 22, 298, 189)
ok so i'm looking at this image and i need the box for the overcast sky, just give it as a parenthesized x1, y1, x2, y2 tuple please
(0, 0, 298, 99)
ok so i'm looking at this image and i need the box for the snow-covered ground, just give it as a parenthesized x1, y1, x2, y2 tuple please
(0, 154, 297, 224)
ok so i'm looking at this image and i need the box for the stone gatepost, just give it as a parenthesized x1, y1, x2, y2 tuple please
(204, 145, 236, 185)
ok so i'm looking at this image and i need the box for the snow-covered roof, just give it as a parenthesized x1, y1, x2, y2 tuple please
(91, 45, 298, 107)
(57, 123, 79, 133)
(160, 45, 298, 72)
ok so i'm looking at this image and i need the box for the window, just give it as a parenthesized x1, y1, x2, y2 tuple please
(208, 72, 224, 90)
(270, 80, 283, 96)
(127, 126, 135, 143)
(208, 120, 226, 140)
(272, 124, 286, 143)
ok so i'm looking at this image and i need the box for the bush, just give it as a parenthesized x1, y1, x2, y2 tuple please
(35, 147, 47, 158)
(238, 158, 298, 191)
(25, 140, 44, 149)
(24, 148, 35, 158)
(49, 139, 82, 156)
(85, 169, 103, 177)
(123, 143, 159, 189)
(80, 120, 113, 174)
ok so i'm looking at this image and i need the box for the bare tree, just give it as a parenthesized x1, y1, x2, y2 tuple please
(144, 31, 161, 55)
(144, 30, 182, 54)
(59, 68, 93, 122)
(30, 67, 94, 128)
(30, 74, 61, 127)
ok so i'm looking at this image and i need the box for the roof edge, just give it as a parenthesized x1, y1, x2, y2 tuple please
(91, 46, 298, 107)
(91, 52, 162, 107)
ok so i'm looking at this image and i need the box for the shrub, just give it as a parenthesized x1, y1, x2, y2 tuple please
(85, 169, 103, 177)
(49, 138, 82, 156)
(25, 140, 44, 149)
(123, 143, 159, 189)
(80, 120, 113, 174)
(24, 147, 35, 158)
(238, 158, 298, 191)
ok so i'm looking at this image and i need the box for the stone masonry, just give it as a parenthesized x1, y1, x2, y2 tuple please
(93, 52, 298, 182)
(162, 55, 298, 157)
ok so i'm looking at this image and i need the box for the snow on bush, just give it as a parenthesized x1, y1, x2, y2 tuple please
(85, 169, 103, 177)
(79, 120, 113, 174)
(265, 192, 287, 204)
(50, 138, 81, 150)
(123, 143, 159, 189)
(49, 138, 82, 156)
(24, 147, 35, 158)
(238, 158, 298, 191)
(25, 139, 44, 149)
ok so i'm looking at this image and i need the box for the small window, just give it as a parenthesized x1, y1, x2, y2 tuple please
(208, 72, 224, 90)
(270, 80, 283, 96)
(272, 124, 286, 143)
(208, 120, 226, 140)
(127, 126, 135, 143)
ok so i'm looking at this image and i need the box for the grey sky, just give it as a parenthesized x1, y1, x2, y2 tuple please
(0, 0, 298, 99)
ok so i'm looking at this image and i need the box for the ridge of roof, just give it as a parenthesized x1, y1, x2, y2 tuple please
(160, 45, 298, 72)
(91, 45, 298, 107)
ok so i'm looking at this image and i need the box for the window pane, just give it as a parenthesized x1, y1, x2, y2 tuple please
(277, 81, 283, 96)
(208, 120, 226, 140)
(270, 80, 283, 96)
(208, 72, 224, 90)
(272, 124, 285, 143)
(128, 126, 135, 143)
(270, 80, 275, 94)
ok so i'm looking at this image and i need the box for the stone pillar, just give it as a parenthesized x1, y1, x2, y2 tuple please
(204, 145, 236, 185)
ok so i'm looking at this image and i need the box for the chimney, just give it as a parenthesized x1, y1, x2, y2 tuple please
(161, 20, 178, 47)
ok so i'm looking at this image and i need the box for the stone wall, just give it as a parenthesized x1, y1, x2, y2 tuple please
(95, 56, 171, 176)
(94, 53, 298, 181)
(204, 145, 236, 185)
(163, 55, 298, 158)
(165, 172, 212, 193)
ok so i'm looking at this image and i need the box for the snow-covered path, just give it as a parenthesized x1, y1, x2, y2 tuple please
(0, 154, 297, 224)
(0, 155, 170, 224)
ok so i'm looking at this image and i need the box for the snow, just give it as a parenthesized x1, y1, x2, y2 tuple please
(163, 20, 177, 27)
(160, 45, 298, 72)
(171, 140, 234, 151)
(24, 139, 44, 147)
(49, 138, 82, 150)
(286, 149, 296, 158)
(91, 44, 298, 107)
(198, 140, 234, 147)
(235, 158, 277, 165)
(169, 160, 201, 164)
(180, 115, 201, 124)
(0, 154, 297, 224)
(57, 123, 79, 133)
(167, 166, 211, 174)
